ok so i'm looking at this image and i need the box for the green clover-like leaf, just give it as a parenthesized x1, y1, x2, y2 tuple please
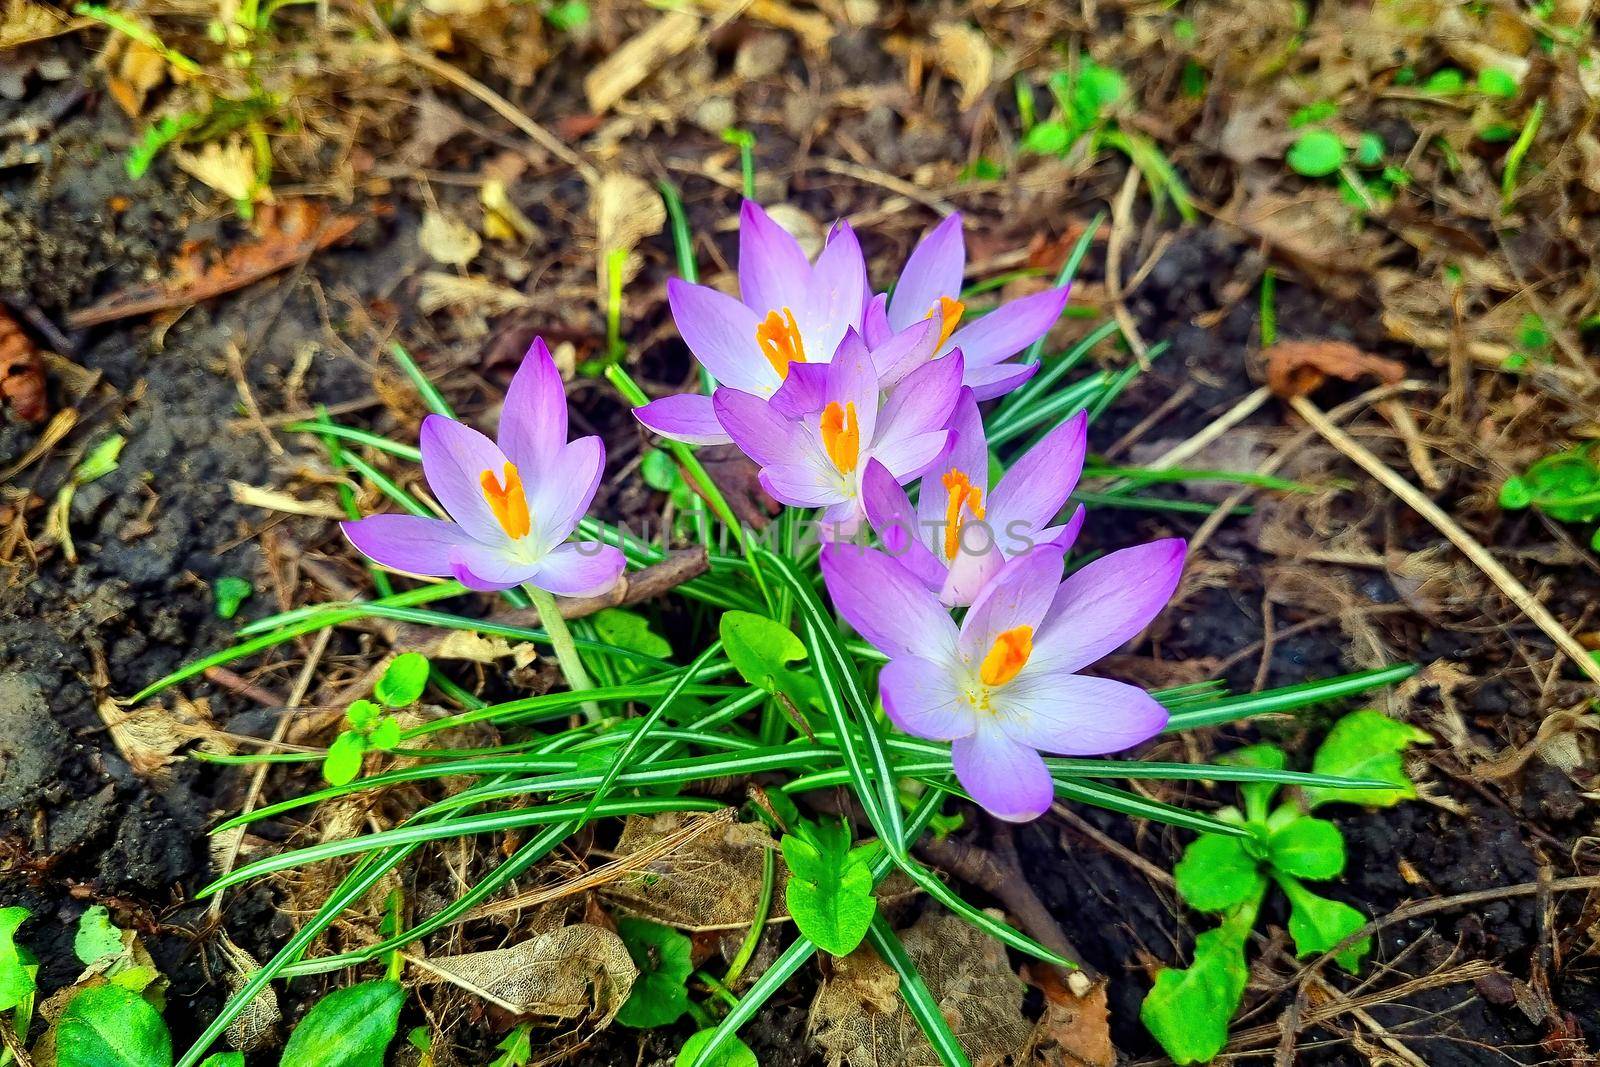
(1277, 876, 1370, 972)
(323, 731, 368, 786)
(1140, 909, 1253, 1065)
(281, 979, 404, 1067)
(782, 819, 877, 956)
(0, 907, 34, 1013)
(1217, 743, 1287, 823)
(1266, 812, 1345, 880)
(374, 652, 429, 707)
(1174, 827, 1265, 913)
(367, 716, 402, 752)
(720, 611, 819, 710)
(55, 985, 172, 1067)
(676, 1029, 759, 1067)
(1287, 129, 1346, 177)
(616, 918, 693, 1029)
(1303, 710, 1429, 810)
(74, 905, 125, 968)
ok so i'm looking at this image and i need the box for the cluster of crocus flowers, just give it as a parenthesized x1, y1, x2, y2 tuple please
(343, 339, 625, 596)
(632, 201, 1186, 822)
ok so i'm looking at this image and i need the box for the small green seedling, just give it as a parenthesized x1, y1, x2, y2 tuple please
(212, 576, 254, 619)
(616, 917, 694, 1028)
(324, 653, 426, 785)
(1500, 442, 1600, 551)
(280, 980, 404, 1067)
(781, 817, 877, 956)
(1141, 711, 1429, 1064)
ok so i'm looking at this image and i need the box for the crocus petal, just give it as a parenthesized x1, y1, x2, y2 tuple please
(824, 329, 881, 449)
(738, 199, 813, 318)
(635, 393, 731, 446)
(1036, 504, 1087, 555)
(862, 292, 892, 348)
(876, 350, 962, 454)
(498, 337, 567, 475)
(526, 436, 604, 546)
(939, 544, 1005, 608)
(420, 414, 513, 545)
(888, 213, 965, 333)
(342, 514, 471, 578)
(869, 315, 940, 389)
(526, 542, 627, 597)
(915, 386, 986, 537)
(1030, 538, 1187, 674)
(668, 278, 776, 394)
(449, 543, 544, 592)
(869, 430, 950, 483)
(713, 387, 803, 468)
(880, 656, 973, 740)
(862, 459, 945, 590)
(992, 673, 1169, 756)
(817, 499, 865, 539)
(986, 410, 1087, 536)
(819, 543, 959, 662)
(959, 545, 1066, 665)
(768, 362, 829, 420)
(758, 463, 849, 508)
(944, 286, 1070, 366)
(951, 724, 1053, 822)
(798, 221, 867, 362)
(964, 362, 1039, 402)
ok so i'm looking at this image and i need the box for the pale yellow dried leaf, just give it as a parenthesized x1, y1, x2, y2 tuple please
(602, 810, 786, 930)
(416, 272, 531, 316)
(419, 924, 637, 1022)
(434, 630, 517, 662)
(0, 0, 69, 48)
(229, 481, 347, 519)
(481, 178, 538, 242)
(592, 171, 665, 289)
(173, 138, 259, 204)
(931, 22, 994, 110)
(419, 209, 482, 267)
(584, 7, 699, 113)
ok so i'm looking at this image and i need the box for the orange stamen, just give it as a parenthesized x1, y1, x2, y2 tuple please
(480, 462, 531, 540)
(756, 308, 806, 378)
(820, 401, 860, 475)
(929, 296, 964, 351)
(940, 468, 985, 560)
(979, 625, 1033, 688)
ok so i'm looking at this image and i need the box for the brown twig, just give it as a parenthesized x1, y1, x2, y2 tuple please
(1290, 394, 1600, 685)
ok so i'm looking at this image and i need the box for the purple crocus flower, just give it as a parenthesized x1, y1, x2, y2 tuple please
(635, 201, 870, 446)
(865, 213, 1071, 401)
(712, 328, 960, 534)
(343, 339, 626, 595)
(819, 539, 1184, 821)
(863, 390, 1089, 606)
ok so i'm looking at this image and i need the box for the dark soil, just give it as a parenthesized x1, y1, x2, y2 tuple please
(4, 10, 1598, 1067)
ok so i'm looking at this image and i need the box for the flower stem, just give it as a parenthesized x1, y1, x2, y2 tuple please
(523, 584, 600, 722)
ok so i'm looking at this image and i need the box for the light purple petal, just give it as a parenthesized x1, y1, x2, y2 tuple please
(862, 459, 945, 590)
(798, 221, 867, 362)
(965, 361, 1039, 401)
(824, 329, 880, 449)
(880, 656, 973, 740)
(938, 544, 1005, 608)
(668, 278, 777, 394)
(738, 199, 812, 318)
(819, 544, 959, 662)
(449, 542, 544, 592)
(498, 337, 567, 475)
(1031, 538, 1187, 674)
(527, 542, 627, 597)
(635, 393, 731, 446)
(527, 436, 604, 546)
(869, 430, 950, 483)
(420, 414, 513, 545)
(944, 286, 1070, 366)
(768, 362, 828, 420)
(713, 388, 803, 469)
(959, 545, 1066, 665)
(877, 350, 962, 455)
(817, 499, 865, 539)
(863, 293, 892, 348)
(888, 213, 965, 333)
(758, 462, 848, 508)
(951, 724, 1053, 822)
(1036, 504, 1086, 555)
(915, 387, 986, 538)
(869, 315, 940, 389)
(993, 673, 1169, 756)
(342, 514, 471, 578)
(986, 410, 1087, 536)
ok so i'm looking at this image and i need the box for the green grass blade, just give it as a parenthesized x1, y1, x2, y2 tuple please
(388, 341, 456, 418)
(866, 917, 973, 1067)
(1163, 664, 1417, 732)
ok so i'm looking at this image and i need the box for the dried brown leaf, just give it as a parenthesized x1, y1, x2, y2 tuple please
(601, 811, 786, 930)
(0, 306, 46, 422)
(419, 924, 637, 1023)
(1264, 339, 1405, 400)
(932, 22, 994, 110)
(583, 8, 699, 114)
(419, 209, 482, 267)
